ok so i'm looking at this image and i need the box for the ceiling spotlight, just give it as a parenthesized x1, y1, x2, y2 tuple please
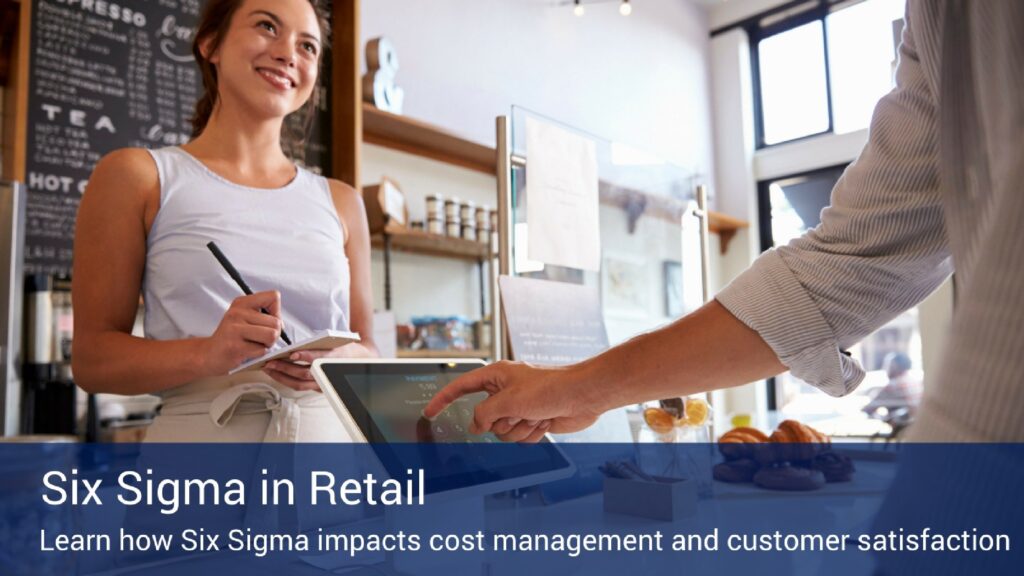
(574, 0, 584, 17)
(619, 0, 632, 16)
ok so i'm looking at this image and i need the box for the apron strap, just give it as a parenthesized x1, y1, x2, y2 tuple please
(209, 382, 307, 443)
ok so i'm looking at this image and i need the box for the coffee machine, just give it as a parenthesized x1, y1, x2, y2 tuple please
(2, 181, 81, 437)
(22, 273, 77, 435)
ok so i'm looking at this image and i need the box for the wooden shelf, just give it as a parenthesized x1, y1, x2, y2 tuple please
(708, 211, 750, 254)
(362, 103, 496, 175)
(397, 348, 490, 359)
(371, 224, 490, 260)
(599, 183, 749, 254)
(360, 107, 749, 257)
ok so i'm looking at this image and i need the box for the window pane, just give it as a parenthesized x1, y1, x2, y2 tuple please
(758, 22, 830, 145)
(768, 166, 843, 245)
(827, 0, 905, 134)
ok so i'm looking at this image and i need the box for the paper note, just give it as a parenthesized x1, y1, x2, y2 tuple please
(498, 275, 608, 366)
(525, 117, 600, 271)
(229, 329, 360, 374)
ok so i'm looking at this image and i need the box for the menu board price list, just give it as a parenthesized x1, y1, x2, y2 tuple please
(24, 0, 204, 275)
(24, 0, 329, 275)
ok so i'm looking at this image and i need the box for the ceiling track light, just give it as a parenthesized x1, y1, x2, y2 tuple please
(568, 0, 632, 18)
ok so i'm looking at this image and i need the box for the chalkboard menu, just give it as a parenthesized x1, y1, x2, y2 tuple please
(24, 0, 331, 275)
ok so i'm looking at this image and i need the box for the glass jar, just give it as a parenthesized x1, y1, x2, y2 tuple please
(475, 207, 490, 244)
(425, 194, 443, 221)
(445, 219, 461, 238)
(444, 198, 460, 221)
(459, 200, 475, 225)
(427, 217, 444, 235)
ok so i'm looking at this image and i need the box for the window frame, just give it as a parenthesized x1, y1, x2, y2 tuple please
(717, 0, 904, 149)
(749, 1, 837, 149)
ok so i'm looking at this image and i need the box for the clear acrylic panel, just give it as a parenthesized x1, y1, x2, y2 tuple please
(508, 107, 705, 346)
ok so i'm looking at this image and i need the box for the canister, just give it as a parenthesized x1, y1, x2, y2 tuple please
(446, 219, 461, 237)
(444, 197, 460, 221)
(459, 200, 475, 224)
(427, 217, 444, 235)
(475, 206, 490, 244)
(426, 194, 443, 221)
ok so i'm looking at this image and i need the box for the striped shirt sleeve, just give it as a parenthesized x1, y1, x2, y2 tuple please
(715, 9, 953, 397)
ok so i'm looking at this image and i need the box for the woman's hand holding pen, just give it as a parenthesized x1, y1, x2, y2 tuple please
(263, 343, 377, 392)
(202, 290, 284, 376)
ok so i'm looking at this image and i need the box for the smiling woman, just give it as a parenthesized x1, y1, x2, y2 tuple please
(71, 0, 380, 442)
(190, 0, 330, 155)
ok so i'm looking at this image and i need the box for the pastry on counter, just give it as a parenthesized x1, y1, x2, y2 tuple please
(753, 464, 826, 491)
(761, 420, 830, 464)
(811, 451, 855, 483)
(714, 421, 852, 491)
(718, 426, 770, 460)
(720, 426, 770, 443)
(770, 419, 829, 443)
(720, 416, 831, 467)
(712, 458, 759, 483)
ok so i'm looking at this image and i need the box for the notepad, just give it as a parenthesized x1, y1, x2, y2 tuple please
(229, 330, 361, 374)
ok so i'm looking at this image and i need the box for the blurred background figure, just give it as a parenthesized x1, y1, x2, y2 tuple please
(863, 352, 922, 435)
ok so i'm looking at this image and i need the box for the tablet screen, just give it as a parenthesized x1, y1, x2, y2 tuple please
(320, 362, 494, 444)
(317, 362, 573, 495)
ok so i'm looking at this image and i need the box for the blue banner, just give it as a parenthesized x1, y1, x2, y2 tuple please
(0, 443, 1020, 575)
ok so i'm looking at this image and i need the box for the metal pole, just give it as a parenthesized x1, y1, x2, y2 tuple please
(695, 184, 715, 439)
(0, 182, 25, 436)
(477, 258, 486, 319)
(383, 233, 392, 311)
(495, 116, 514, 360)
(696, 185, 711, 304)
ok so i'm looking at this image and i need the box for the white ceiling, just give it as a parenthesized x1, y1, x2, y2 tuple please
(524, 0, 732, 17)
(519, 0, 746, 28)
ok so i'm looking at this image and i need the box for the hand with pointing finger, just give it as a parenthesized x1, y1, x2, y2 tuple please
(423, 361, 603, 443)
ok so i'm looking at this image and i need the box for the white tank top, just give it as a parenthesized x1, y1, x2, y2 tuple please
(143, 146, 350, 347)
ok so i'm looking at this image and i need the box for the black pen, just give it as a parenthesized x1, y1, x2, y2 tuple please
(206, 241, 293, 345)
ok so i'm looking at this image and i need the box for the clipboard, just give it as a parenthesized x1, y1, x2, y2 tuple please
(229, 330, 361, 374)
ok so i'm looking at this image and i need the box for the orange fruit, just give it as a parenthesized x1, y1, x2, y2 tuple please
(643, 408, 675, 434)
(684, 397, 710, 426)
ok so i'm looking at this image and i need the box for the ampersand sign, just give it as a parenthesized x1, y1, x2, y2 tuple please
(363, 36, 405, 114)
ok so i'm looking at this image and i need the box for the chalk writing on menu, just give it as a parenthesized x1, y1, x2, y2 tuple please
(24, 0, 330, 276)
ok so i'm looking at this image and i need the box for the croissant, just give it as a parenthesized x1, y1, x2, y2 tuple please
(718, 427, 770, 460)
(764, 420, 830, 463)
(720, 427, 769, 443)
